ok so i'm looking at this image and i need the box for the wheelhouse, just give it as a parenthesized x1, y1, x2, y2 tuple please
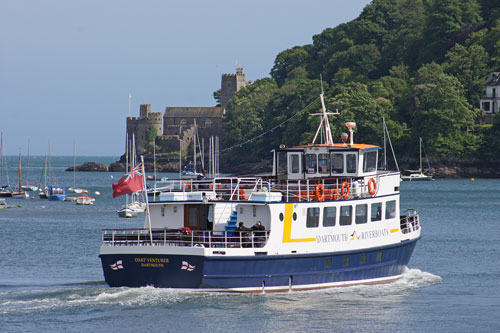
(273, 144, 380, 181)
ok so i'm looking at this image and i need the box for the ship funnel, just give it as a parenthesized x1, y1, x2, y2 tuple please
(345, 122, 356, 145)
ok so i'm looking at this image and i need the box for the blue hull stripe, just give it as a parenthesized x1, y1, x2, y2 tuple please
(100, 239, 418, 290)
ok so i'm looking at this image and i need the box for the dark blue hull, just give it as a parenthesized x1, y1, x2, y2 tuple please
(100, 238, 419, 291)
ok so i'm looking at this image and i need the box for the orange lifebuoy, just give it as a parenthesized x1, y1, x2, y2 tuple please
(368, 178, 377, 195)
(315, 184, 325, 202)
(341, 181, 350, 200)
(183, 182, 191, 191)
(239, 189, 246, 200)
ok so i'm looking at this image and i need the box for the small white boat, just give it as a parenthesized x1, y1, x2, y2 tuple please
(21, 184, 39, 191)
(117, 201, 145, 218)
(11, 191, 29, 199)
(76, 194, 95, 205)
(401, 138, 434, 181)
(68, 187, 88, 194)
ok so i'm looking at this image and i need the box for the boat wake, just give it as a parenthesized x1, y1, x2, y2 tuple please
(0, 269, 441, 315)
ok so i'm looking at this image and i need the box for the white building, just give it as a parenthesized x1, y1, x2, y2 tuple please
(480, 72, 500, 114)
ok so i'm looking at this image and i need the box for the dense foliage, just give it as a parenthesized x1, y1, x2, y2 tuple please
(221, 0, 500, 161)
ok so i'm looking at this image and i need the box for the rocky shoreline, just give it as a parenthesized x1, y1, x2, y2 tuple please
(67, 155, 500, 179)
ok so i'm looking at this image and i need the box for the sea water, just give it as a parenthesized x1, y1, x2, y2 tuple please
(0, 157, 499, 332)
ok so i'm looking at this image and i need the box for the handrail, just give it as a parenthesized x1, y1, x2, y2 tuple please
(102, 228, 270, 249)
(400, 209, 420, 234)
(149, 174, 394, 203)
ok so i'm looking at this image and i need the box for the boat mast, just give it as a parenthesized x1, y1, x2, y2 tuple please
(383, 117, 387, 170)
(73, 141, 76, 188)
(125, 132, 129, 208)
(193, 119, 197, 172)
(17, 151, 22, 192)
(0, 133, 11, 188)
(419, 137, 423, 175)
(311, 80, 337, 146)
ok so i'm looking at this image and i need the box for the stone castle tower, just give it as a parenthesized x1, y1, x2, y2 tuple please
(126, 104, 162, 154)
(125, 67, 250, 156)
(220, 67, 249, 108)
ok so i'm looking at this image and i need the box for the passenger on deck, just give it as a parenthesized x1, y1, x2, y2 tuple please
(251, 221, 266, 247)
(235, 222, 251, 247)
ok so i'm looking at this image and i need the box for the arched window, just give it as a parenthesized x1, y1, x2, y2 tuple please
(180, 119, 187, 126)
(205, 119, 212, 128)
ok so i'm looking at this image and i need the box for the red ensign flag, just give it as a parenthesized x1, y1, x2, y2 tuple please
(112, 163, 144, 198)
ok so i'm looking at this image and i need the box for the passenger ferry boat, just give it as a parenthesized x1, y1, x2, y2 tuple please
(99, 94, 421, 292)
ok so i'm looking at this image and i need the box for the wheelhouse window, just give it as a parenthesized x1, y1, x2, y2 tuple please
(289, 154, 300, 174)
(323, 207, 336, 227)
(385, 200, 396, 219)
(346, 153, 357, 173)
(331, 153, 344, 174)
(363, 151, 377, 172)
(371, 202, 382, 222)
(305, 154, 317, 174)
(339, 205, 352, 226)
(355, 204, 367, 224)
(318, 154, 330, 174)
(306, 207, 320, 228)
(276, 152, 287, 176)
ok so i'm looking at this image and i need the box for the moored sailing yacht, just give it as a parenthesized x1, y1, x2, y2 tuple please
(401, 137, 433, 181)
(11, 152, 29, 199)
(100, 92, 421, 292)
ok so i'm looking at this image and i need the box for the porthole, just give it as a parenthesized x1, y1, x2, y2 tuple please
(325, 258, 332, 268)
(279, 213, 284, 221)
(293, 212, 297, 221)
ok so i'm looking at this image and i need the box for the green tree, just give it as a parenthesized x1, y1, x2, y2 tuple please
(222, 78, 278, 157)
(325, 44, 381, 82)
(328, 82, 393, 146)
(145, 125, 159, 154)
(213, 89, 221, 106)
(270, 46, 310, 87)
(411, 63, 481, 156)
(420, 0, 483, 63)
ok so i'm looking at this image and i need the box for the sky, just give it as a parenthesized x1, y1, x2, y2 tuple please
(0, 0, 372, 156)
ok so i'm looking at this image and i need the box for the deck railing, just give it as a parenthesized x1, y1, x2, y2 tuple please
(149, 176, 380, 203)
(400, 209, 420, 234)
(102, 228, 270, 249)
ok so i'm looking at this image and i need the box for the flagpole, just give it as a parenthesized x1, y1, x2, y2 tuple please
(141, 156, 153, 244)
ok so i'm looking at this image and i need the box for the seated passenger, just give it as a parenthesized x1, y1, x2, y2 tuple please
(251, 221, 266, 247)
(235, 222, 251, 247)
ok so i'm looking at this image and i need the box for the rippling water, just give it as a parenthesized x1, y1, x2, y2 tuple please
(0, 157, 498, 332)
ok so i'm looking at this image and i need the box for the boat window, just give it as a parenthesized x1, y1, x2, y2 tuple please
(371, 202, 382, 222)
(360, 254, 367, 265)
(306, 207, 320, 228)
(331, 153, 344, 174)
(355, 204, 367, 224)
(305, 154, 317, 174)
(385, 200, 396, 219)
(339, 205, 352, 226)
(318, 154, 330, 174)
(342, 256, 350, 267)
(376, 251, 382, 262)
(289, 154, 300, 174)
(323, 207, 336, 227)
(277, 152, 287, 175)
(363, 151, 377, 172)
(346, 153, 357, 173)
